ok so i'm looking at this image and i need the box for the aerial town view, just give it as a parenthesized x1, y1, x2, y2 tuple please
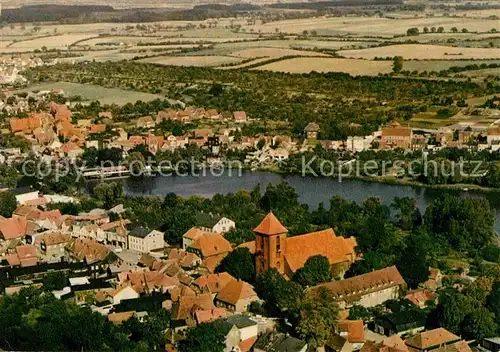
(0, 0, 499, 351)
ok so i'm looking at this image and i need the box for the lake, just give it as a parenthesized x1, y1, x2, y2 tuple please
(119, 171, 500, 232)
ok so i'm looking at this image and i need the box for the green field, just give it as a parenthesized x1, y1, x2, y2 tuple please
(403, 59, 500, 72)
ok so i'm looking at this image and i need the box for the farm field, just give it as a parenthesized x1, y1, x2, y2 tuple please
(338, 44, 500, 60)
(456, 68, 500, 77)
(252, 57, 393, 76)
(15, 82, 170, 105)
(403, 59, 500, 72)
(8, 34, 98, 51)
(231, 47, 330, 58)
(251, 16, 499, 37)
(138, 55, 243, 67)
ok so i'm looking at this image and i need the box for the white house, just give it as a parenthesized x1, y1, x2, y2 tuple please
(212, 217, 235, 234)
(226, 315, 259, 342)
(111, 285, 140, 305)
(11, 187, 40, 205)
(128, 227, 164, 253)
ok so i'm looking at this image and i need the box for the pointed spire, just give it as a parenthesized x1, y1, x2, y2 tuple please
(253, 212, 288, 236)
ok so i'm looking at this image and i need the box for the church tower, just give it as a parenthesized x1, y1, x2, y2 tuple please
(254, 212, 288, 276)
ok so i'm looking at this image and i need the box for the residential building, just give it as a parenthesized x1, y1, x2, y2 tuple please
(226, 315, 258, 343)
(127, 227, 164, 253)
(110, 285, 140, 305)
(215, 279, 259, 312)
(11, 187, 40, 205)
(254, 212, 357, 279)
(136, 116, 155, 128)
(487, 128, 500, 146)
(338, 320, 365, 350)
(36, 232, 72, 258)
(254, 331, 308, 352)
(182, 226, 218, 250)
(482, 338, 500, 352)
(304, 122, 320, 139)
(0, 216, 28, 241)
(212, 217, 236, 234)
(361, 336, 408, 352)
(310, 266, 406, 309)
(4, 244, 38, 267)
(381, 122, 413, 149)
(405, 289, 438, 308)
(405, 328, 463, 352)
(233, 111, 247, 123)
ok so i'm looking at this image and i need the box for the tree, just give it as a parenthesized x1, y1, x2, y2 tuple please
(255, 269, 303, 312)
(461, 28, 468, 33)
(487, 280, 500, 318)
(436, 292, 476, 333)
(127, 152, 146, 176)
(423, 26, 429, 33)
(460, 307, 497, 341)
(0, 191, 17, 217)
(396, 231, 431, 288)
(93, 182, 123, 208)
(392, 56, 404, 73)
(42, 271, 68, 291)
(391, 196, 421, 230)
(407, 27, 420, 36)
(451, 27, 458, 33)
(424, 195, 495, 252)
(294, 255, 332, 287)
(431, 27, 437, 33)
(178, 321, 227, 352)
(216, 248, 255, 283)
(437, 26, 445, 33)
(295, 287, 339, 347)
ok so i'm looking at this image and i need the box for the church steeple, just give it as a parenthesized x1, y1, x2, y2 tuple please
(254, 212, 288, 276)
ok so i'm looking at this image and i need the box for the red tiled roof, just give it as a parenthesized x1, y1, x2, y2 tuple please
(339, 320, 365, 343)
(233, 111, 247, 121)
(193, 272, 236, 294)
(311, 266, 406, 302)
(0, 217, 28, 240)
(285, 229, 356, 272)
(405, 328, 460, 350)
(253, 212, 288, 236)
(239, 336, 258, 352)
(237, 241, 255, 254)
(191, 234, 232, 258)
(172, 293, 215, 321)
(90, 124, 106, 133)
(195, 308, 228, 324)
(216, 280, 257, 306)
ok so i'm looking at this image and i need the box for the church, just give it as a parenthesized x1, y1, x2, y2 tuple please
(252, 212, 357, 279)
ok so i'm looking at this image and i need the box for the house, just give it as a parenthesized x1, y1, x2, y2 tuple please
(77, 119, 92, 128)
(206, 109, 221, 120)
(304, 122, 320, 139)
(127, 227, 164, 253)
(487, 128, 500, 146)
(254, 212, 357, 279)
(194, 308, 229, 324)
(4, 244, 38, 267)
(226, 315, 259, 342)
(90, 124, 106, 134)
(215, 279, 259, 312)
(137, 116, 155, 128)
(254, 331, 308, 352)
(99, 111, 113, 119)
(110, 285, 140, 305)
(361, 336, 408, 352)
(338, 320, 365, 350)
(60, 142, 84, 160)
(380, 122, 413, 149)
(182, 227, 219, 250)
(11, 187, 40, 205)
(9, 116, 42, 134)
(423, 268, 443, 291)
(482, 338, 500, 352)
(310, 266, 406, 309)
(374, 307, 426, 337)
(171, 293, 215, 330)
(405, 328, 463, 352)
(66, 238, 110, 263)
(212, 217, 236, 234)
(233, 111, 247, 123)
(188, 233, 232, 260)
(193, 272, 236, 297)
(108, 311, 136, 325)
(405, 289, 438, 308)
(0, 216, 28, 241)
(117, 270, 178, 294)
(36, 232, 72, 258)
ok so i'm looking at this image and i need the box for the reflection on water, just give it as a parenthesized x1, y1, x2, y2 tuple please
(103, 171, 500, 232)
